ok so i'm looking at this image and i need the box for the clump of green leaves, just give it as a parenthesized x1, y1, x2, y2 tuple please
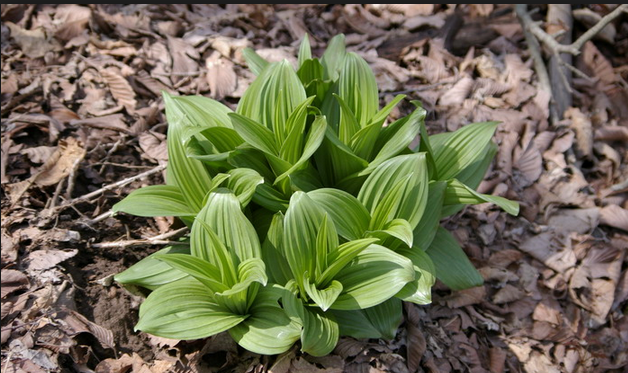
(113, 34, 519, 356)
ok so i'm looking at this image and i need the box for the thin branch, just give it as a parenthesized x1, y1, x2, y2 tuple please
(571, 4, 628, 51)
(521, 4, 628, 56)
(515, 5, 553, 98)
(91, 226, 188, 249)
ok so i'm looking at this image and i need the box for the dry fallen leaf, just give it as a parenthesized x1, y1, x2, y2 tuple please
(100, 67, 137, 114)
(6, 137, 86, 204)
(564, 107, 593, 159)
(599, 205, 628, 232)
(443, 286, 486, 308)
(6, 22, 58, 58)
(206, 52, 237, 99)
(1, 269, 30, 298)
(60, 309, 115, 349)
(23, 249, 78, 271)
(546, 208, 600, 235)
(20, 146, 57, 164)
(518, 231, 576, 273)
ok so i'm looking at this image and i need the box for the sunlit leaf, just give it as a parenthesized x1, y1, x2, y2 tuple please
(113, 185, 196, 217)
(427, 227, 483, 290)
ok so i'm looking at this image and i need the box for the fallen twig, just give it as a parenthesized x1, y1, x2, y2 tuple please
(91, 226, 188, 249)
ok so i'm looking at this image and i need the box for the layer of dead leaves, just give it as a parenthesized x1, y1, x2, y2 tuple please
(2, 4, 627, 373)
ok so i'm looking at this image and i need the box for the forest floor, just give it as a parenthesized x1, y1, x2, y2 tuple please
(1, 4, 627, 373)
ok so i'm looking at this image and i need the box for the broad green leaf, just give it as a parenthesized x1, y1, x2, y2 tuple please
(163, 92, 214, 211)
(368, 94, 406, 128)
(360, 106, 426, 176)
(444, 179, 519, 216)
(334, 93, 361, 145)
(114, 244, 190, 290)
(261, 213, 292, 285)
(186, 126, 244, 164)
(242, 47, 269, 76)
(279, 97, 316, 163)
(193, 220, 238, 286)
(113, 185, 196, 217)
(395, 247, 435, 304)
(455, 141, 498, 190)
(154, 253, 228, 294)
(237, 61, 307, 132)
(230, 113, 278, 155)
(301, 307, 339, 357)
(427, 227, 484, 290)
(331, 244, 415, 310)
(225, 168, 264, 207)
(229, 285, 301, 355)
(413, 181, 446, 250)
(283, 192, 325, 285)
(368, 218, 414, 248)
(214, 258, 267, 315)
(433, 121, 499, 181)
(321, 34, 346, 81)
(318, 238, 379, 287)
(350, 121, 381, 160)
(297, 59, 324, 88)
(359, 153, 429, 230)
(338, 52, 378, 126)
(307, 188, 370, 241)
(332, 298, 402, 340)
(252, 183, 290, 212)
(168, 94, 233, 129)
(136, 278, 246, 340)
(303, 277, 343, 312)
(275, 115, 327, 184)
(228, 147, 275, 181)
(314, 214, 338, 279)
(315, 127, 368, 187)
(298, 34, 312, 67)
(192, 190, 261, 265)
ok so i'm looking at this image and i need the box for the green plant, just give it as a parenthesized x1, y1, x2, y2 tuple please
(113, 34, 519, 356)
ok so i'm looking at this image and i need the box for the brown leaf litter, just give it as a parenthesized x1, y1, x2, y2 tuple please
(2, 4, 628, 373)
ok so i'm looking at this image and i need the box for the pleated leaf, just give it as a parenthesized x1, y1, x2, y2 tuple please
(153, 253, 228, 294)
(304, 277, 343, 312)
(321, 34, 346, 81)
(261, 213, 292, 285)
(359, 106, 426, 176)
(318, 238, 379, 288)
(413, 181, 446, 250)
(332, 297, 402, 340)
(135, 278, 246, 340)
(433, 121, 498, 181)
(163, 92, 215, 211)
(307, 188, 370, 241)
(230, 113, 279, 155)
(229, 285, 302, 355)
(331, 244, 415, 310)
(395, 247, 436, 305)
(359, 153, 428, 230)
(242, 47, 269, 76)
(113, 185, 196, 217)
(225, 168, 264, 207)
(114, 244, 190, 291)
(444, 179, 520, 216)
(300, 307, 340, 357)
(427, 227, 484, 290)
(275, 115, 327, 184)
(338, 52, 379, 127)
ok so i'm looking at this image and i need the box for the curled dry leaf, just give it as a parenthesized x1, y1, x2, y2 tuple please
(60, 309, 115, 349)
(599, 205, 628, 232)
(579, 41, 615, 87)
(100, 67, 137, 114)
(53, 4, 91, 42)
(206, 52, 237, 99)
(6, 137, 86, 204)
(514, 142, 543, 187)
(167, 36, 199, 84)
(139, 131, 168, 163)
(404, 303, 426, 372)
(1, 269, 30, 298)
(19, 146, 57, 164)
(564, 107, 593, 159)
(595, 125, 628, 142)
(403, 14, 445, 30)
(439, 76, 473, 107)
